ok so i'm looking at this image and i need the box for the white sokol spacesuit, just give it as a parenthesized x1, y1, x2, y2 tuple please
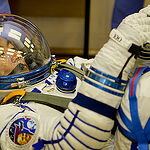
(114, 6, 150, 150)
(1, 5, 150, 150)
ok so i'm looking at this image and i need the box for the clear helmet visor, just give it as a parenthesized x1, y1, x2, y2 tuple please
(0, 14, 51, 76)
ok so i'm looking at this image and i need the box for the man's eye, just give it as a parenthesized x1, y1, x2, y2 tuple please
(0, 52, 4, 56)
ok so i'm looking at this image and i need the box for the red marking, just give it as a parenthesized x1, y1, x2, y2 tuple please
(130, 68, 142, 96)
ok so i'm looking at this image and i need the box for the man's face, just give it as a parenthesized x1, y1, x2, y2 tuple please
(0, 37, 29, 76)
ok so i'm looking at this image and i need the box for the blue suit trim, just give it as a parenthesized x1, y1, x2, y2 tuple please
(118, 66, 150, 150)
(68, 108, 110, 132)
(72, 93, 117, 120)
(64, 116, 107, 142)
(90, 66, 127, 84)
(32, 111, 79, 149)
(84, 77, 124, 97)
(86, 69, 126, 91)
(60, 124, 101, 150)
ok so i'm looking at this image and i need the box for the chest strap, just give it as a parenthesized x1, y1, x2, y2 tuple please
(0, 90, 72, 112)
(118, 66, 150, 150)
(55, 63, 85, 80)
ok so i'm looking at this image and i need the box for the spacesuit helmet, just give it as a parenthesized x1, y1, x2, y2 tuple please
(0, 14, 52, 90)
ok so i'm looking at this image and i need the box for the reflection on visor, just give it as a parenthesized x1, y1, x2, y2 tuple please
(0, 14, 51, 76)
(0, 37, 29, 76)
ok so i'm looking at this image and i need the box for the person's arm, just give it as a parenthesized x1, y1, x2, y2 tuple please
(33, 6, 150, 150)
(112, 0, 144, 28)
(0, 0, 11, 14)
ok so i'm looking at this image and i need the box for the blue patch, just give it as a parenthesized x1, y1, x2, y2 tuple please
(9, 116, 36, 145)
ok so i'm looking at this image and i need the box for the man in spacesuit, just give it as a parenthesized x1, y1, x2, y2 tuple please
(1, 5, 150, 150)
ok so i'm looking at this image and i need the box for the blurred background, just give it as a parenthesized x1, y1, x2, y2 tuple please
(9, 0, 150, 59)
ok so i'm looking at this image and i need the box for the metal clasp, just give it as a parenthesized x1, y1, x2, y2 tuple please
(0, 90, 26, 105)
(11, 78, 30, 88)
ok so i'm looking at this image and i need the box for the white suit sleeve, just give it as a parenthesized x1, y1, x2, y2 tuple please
(32, 8, 150, 150)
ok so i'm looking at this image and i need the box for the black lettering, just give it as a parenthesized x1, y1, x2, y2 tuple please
(113, 34, 122, 42)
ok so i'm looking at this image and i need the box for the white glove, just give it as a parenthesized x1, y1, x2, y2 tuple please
(67, 56, 94, 70)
